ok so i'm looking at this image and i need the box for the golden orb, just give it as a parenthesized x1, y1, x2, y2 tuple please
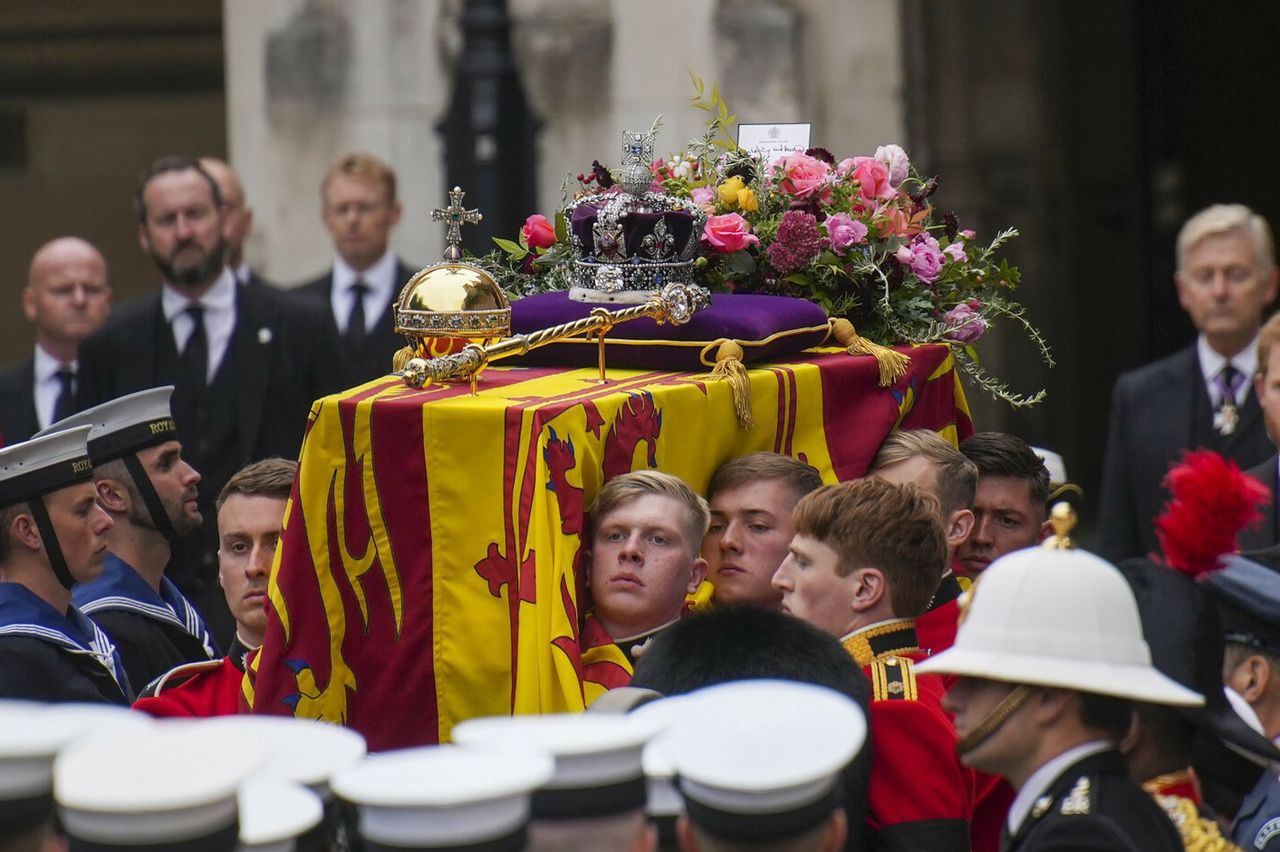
(393, 261, 511, 360)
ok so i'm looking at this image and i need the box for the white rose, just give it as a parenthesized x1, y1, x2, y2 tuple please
(874, 144, 911, 187)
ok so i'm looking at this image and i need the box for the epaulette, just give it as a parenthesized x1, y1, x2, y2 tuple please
(138, 659, 222, 699)
(869, 655, 918, 702)
(1151, 794, 1242, 851)
(1059, 775, 1092, 816)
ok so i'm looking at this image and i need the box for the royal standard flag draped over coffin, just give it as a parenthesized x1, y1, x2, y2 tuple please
(245, 345, 970, 750)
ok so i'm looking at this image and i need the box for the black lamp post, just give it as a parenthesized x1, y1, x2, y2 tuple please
(438, 0, 539, 257)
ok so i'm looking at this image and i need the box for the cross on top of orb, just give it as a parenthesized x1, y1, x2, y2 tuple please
(432, 186, 483, 261)
(621, 129, 655, 168)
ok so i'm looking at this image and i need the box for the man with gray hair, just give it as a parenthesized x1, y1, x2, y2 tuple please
(1101, 203, 1278, 561)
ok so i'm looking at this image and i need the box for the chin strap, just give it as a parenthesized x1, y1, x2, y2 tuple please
(27, 497, 75, 590)
(121, 453, 179, 541)
(955, 684, 1036, 755)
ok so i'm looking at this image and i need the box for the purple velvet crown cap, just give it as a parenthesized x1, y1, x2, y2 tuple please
(569, 198, 698, 262)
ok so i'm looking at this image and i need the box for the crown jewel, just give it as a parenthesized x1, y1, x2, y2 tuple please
(566, 129, 709, 304)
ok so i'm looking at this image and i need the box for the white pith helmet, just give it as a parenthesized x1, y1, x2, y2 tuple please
(916, 547, 1203, 707)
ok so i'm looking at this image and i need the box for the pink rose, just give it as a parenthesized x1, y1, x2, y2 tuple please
(824, 212, 868, 256)
(851, 157, 893, 201)
(943, 242, 967, 263)
(773, 152, 832, 202)
(874, 144, 911, 187)
(703, 213, 760, 254)
(895, 233, 945, 283)
(521, 214, 556, 250)
(943, 302, 987, 343)
(836, 157, 857, 177)
(960, 228, 976, 240)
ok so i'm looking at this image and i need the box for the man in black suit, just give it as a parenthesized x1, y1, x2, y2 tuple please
(1100, 204, 1278, 561)
(199, 156, 276, 290)
(297, 151, 415, 385)
(1243, 312, 1280, 550)
(77, 156, 341, 645)
(0, 237, 112, 445)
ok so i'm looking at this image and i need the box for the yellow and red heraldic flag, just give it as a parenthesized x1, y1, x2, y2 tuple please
(246, 345, 971, 750)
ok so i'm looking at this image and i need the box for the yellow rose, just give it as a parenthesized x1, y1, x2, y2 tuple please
(736, 187, 758, 212)
(717, 176, 746, 208)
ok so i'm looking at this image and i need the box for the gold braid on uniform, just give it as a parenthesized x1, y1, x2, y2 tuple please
(955, 684, 1035, 755)
(1148, 793, 1242, 852)
(842, 619, 919, 667)
(869, 656, 919, 701)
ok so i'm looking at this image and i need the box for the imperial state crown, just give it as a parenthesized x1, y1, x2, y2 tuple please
(565, 128, 708, 304)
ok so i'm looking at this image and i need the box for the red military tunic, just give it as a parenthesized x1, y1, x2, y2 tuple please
(915, 570, 966, 658)
(842, 618, 973, 851)
(132, 638, 257, 718)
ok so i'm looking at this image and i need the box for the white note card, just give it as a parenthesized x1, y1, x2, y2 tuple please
(737, 123, 813, 160)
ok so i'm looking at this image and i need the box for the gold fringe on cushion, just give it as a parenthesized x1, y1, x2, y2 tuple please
(392, 346, 416, 374)
(829, 318, 910, 387)
(707, 340, 754, 430)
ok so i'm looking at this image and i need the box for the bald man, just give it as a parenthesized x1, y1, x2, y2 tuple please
(0, 237, 112, 445)
(198, 157, 274, 289)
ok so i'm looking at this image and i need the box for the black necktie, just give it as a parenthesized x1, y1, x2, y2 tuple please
(52, 367, 75, 424)
(345, 281, 368, 351)
(180, 304, 209, 390)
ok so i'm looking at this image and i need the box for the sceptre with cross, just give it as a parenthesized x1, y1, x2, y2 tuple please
(433, 186, 483, 261)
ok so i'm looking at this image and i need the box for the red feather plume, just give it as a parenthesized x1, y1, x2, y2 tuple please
(1154, 449, 1270, 577)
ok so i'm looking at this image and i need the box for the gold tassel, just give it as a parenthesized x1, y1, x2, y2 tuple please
(828, 318, 910, 387)
(708, 340, 754, 430)
(391, 346, 417, 374)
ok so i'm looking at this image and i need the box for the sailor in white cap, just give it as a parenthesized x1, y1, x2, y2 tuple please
(656, 679, 867, 852)
(55, 721, 263, 851)
(0, 700, 149, 852)
(331, 744, 555, 851)
(0, 426, 128, 703)
(39, 386, 218, 691)
(451, 713, 659, 852)
(195, 714, 367, 848)
(915, 547, 1204, 851)
(238, 778, 325, 852)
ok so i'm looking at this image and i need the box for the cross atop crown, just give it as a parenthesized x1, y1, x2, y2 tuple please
(620, 129, 655, 168)
(432, 186, 483, 261)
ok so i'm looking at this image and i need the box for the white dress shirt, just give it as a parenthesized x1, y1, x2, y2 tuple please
(330, 250, 397, 335)
(32, 345, 76, 430)
(161, 268, 237, 384)
(1198, 333, 1258, 408)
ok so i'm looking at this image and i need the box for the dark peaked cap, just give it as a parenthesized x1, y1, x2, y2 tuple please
(1118, 558, 1280, 807)
(1208, 553, 1280, 657)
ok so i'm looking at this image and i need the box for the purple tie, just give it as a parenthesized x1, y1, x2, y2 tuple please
(1214, 363, 1244, 409)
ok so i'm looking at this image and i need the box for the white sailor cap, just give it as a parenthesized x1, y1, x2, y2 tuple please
(238, 778, 324, 852)
(450, 713, 661, 820)
(331, 744, 554, 851)
(628, 693, 696, 847)
(55, 722, 264, 850)
(0, 701, 150, 833)
(192, 716, 368, 798)
(665, 679, 867, 843)
(0, 426, 94, 508)
(37, 386, 178, 465)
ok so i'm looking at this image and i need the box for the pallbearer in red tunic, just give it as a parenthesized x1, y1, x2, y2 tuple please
(134, 458, 296, 718)
(773, 477, 973, 851)
(866, 429, 979, 659)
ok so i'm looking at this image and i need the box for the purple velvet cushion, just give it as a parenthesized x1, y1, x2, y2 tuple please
(508, 292, 830, 370)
